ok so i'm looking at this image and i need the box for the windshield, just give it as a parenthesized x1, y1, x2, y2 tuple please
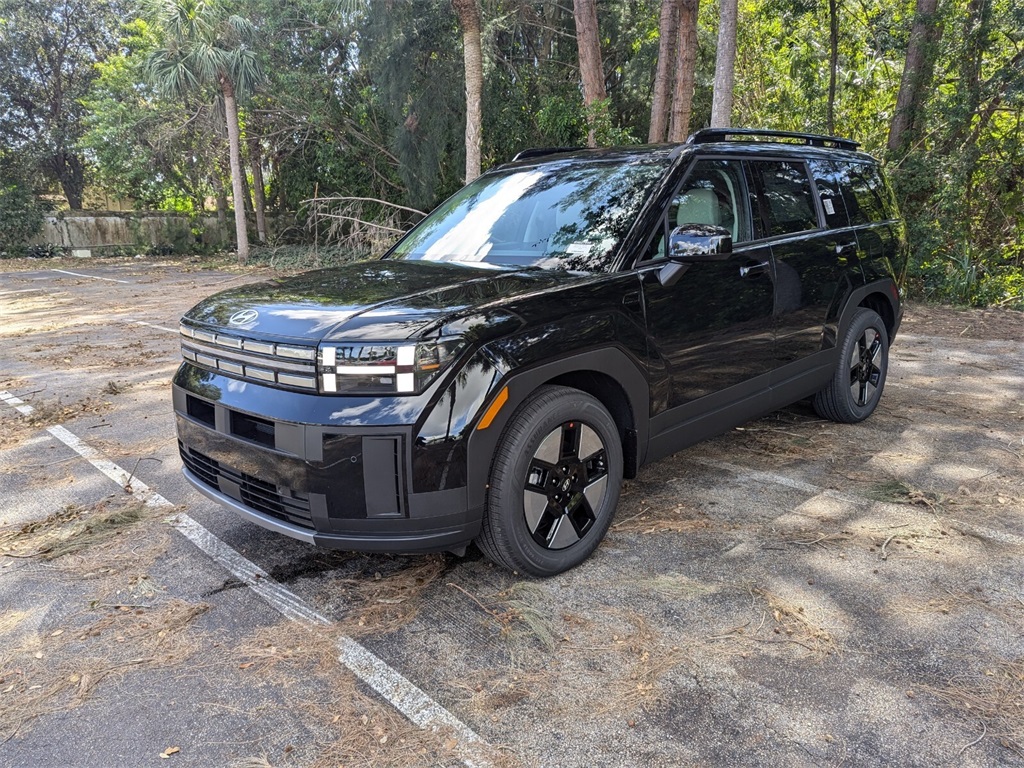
(388, 157, 669, 272)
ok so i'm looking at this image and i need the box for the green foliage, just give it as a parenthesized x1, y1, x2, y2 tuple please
(0, 0, 124, 208)
(0, 156, 44, 249)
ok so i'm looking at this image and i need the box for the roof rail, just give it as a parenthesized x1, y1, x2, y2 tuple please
(511, 146, 583, 162)
(688, 128, 859, 151)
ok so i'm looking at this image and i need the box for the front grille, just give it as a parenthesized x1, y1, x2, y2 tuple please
(180, 324, 317, 392)
(179, 443, 314, 530)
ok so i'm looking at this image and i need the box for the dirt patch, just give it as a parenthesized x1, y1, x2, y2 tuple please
(901, 301, 1024, 341)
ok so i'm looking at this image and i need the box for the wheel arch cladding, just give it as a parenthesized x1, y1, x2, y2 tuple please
(858, 289, 897, 340)
(465, 347, 650, 510)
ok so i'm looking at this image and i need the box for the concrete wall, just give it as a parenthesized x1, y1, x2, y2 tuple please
(33, 213, 228, 252)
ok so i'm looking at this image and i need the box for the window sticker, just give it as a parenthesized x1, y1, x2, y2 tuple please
(823, 198, 835, 215)
(566, 242, 591, 255)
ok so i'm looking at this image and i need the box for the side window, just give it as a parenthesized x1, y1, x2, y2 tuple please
(837, 161, 889, 224)
(746, 160, 819, 239)
(807, 159, 851, 229)
(645, 158, 750, 261)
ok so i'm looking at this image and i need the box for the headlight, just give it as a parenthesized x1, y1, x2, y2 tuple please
(318, 339, 463, 394)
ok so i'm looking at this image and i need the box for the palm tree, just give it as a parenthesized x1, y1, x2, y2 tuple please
(144, 0, 262, 263)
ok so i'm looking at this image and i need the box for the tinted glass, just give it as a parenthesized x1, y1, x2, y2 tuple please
(807, 159, 851, 229)
(390, 158, 669, 272)
(746, 160, 819, 238)
(645, 159, 750, 261)
(836, 161, 889, 224)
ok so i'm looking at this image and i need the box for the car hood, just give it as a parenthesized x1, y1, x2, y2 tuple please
(182, 259, 577, 342)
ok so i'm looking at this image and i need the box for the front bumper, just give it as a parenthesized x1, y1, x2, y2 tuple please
(172, 365, 484, 554)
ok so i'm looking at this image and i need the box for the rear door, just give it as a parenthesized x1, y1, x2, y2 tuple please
(744, 158, 853, 369)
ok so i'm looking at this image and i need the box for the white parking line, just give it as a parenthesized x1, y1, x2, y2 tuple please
(0, 390, 491, 767)
(132, 320, 179, 334)
(51, 268, 130, 284)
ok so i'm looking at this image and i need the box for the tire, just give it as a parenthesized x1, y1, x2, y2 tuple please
(813, 308, 889, 423)
(475, 385, 623, 577)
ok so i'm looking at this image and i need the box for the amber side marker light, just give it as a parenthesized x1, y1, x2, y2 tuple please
(476, 386, 509, 430)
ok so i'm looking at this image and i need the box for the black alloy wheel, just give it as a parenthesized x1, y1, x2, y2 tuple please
(476, 385, 623, 576)
(814, 307, 889, 423)
(523, 420, 609, 550)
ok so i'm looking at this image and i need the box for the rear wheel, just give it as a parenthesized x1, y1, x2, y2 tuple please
(814, 307, 889, 423)
(476, 385, 622, 577)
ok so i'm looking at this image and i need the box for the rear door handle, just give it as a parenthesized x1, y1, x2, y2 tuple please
(739, 261, 769, 277)
(622, 290, 642, 310)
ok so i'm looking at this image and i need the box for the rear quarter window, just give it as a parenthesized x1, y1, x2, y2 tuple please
(807, 159, 852, 229)
(837, 161, 890, 224)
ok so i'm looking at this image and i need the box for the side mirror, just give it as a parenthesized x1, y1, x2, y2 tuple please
(668, 224, 732, 262)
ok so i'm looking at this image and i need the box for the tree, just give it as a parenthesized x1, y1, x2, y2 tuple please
(887, 0, 943, 153)
(452, 0, 483, 182)
(144, 0, 263, 262)
(710, 0, 738, 128)
(668, 0, 699, 142)
(81, 18, 221, 212)
(0, 0, 123, 209)
(573, 0, 607, 146)
(648, 1, 678, 142)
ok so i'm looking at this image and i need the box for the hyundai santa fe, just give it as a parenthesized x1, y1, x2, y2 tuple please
(173, 128, 905, 576)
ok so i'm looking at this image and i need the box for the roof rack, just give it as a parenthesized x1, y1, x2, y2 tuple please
(511, 146, 583, 162)
(688, 128, 859, 151)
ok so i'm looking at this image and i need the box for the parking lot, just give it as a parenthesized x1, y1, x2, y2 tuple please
(1, 259, 1022, 767)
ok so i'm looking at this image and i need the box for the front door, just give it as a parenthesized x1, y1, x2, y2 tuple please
(639, 158, 776, 427)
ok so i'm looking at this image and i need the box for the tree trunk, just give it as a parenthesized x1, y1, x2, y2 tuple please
(827, 0, 838, 135)
(887, 0, 943, 154)
(220, 76, 250, 264)
(573, 0, 606, 147)
(668, 0, 699, 142)
(212, 171, 228, 234)
(452, 0, 483, 182)
(710, 0, 738, 128)
(648, 0, 679, 143)
(248, 136, 268, 243)
(51, 152, 85, 210)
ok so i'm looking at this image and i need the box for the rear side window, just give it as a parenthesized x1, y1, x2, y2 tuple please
(837, 161, 889, 224)
(745, 160, 819, 239)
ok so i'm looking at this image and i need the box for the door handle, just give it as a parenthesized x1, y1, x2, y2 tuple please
(622, 290, 642, 310)
(739, 261, 769, 277)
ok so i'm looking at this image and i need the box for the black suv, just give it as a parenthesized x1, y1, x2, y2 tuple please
(174, 129, 904, 576)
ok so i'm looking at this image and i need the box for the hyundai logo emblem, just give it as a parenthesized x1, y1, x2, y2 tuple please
(228, 309, 259, 326)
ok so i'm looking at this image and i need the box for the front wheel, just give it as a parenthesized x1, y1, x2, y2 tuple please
(475, 386, 623, 577)
(814, 307, 889, 423)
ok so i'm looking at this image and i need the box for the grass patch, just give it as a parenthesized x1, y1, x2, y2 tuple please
(611, 500, 715, 535)
(332, 555, 447, 635)
(925, 658, 1024, 756)
(640, 573, 720, 600)
(448, 581, 558, 653)
(0, 497, 150, 561)
(868, 479, 943, 510)
(602, 613, 690, 715)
